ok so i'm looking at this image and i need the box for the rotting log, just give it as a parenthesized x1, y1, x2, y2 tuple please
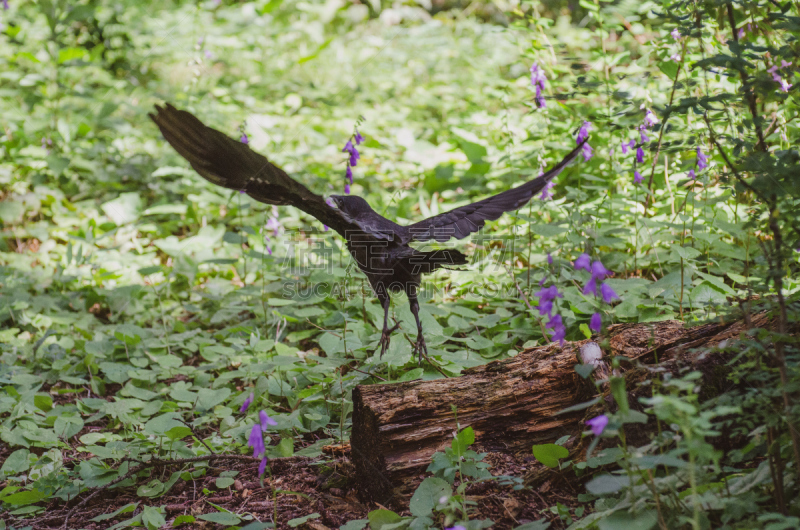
(351, 313, 782, 503)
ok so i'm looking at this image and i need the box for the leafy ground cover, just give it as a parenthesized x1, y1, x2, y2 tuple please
(1, 0, 799, 529)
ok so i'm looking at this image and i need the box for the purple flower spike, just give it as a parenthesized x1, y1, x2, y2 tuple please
(634, 170, 643, 184)
(260, 410, 278, 431)
(670, 28, 681, 40)
(643, 109, 658, 128)
(577, 121, 592, 144)
(240, 133, 249, 145)
(590, 312, 602, 332)
(248, 424, 265, 458)
(696, 146, 708, 170)
(342, 140, 360, 167)
(583, 277, 598, 296)
(344, 183, 351, 195)
(638, 126, 649, 143)
(780, 79, 792, 93)
(540, 181, 555, 201)
(547, 253, 553, 265)
(621, 139, 636, 155)
(240, 392, 254, 413)
(582, 142, 593, 161)
(591, 260, 612, 280)
(586, 414, 609, 436)
(346, 165, 353, 184)
(600, 282, 619, 303)
(688, 169, 696, 179)
(258, 456, 268, 476)
(574, 253, 591, 272)
(354, 130, 364, 145)
(530, 62, 547, 108)
(636, 147, 645, 164)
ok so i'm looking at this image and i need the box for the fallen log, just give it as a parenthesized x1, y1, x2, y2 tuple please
(350, 313, 778, 503)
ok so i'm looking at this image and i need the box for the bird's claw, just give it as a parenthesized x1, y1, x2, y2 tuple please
(413, 333, 428, 365)
(378, 320, 402, 357)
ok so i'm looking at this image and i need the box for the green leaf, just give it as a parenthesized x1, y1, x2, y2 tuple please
(33, 395, 53, 412)
(367, 509, 402, 530)
(91, 503, 138, 522)
(0, 449, 30, 475)
(172, 515, 196, 526)
(288, 513, 320, 527)
(409, 477, 451, 517)
(216, 477, 235, 489)
(531, 444, 569, 468)
(598, 509, 658, 530)
(142, 506, 166, 530)
(585, 474, 628, 495)
(513, 520, 551, 530)
(164, 426, 192, 441)
(609, 376, 629, 414)
(1, 489, 46, 506)
(340, 520, 369, 530)
(197, 512, 242, 525)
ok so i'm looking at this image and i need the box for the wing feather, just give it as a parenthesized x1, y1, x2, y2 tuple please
(406, 140, 587, 242)
(150, 103, 355, 236)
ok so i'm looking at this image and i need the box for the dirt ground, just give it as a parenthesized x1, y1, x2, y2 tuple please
(3, 449, 581, 530)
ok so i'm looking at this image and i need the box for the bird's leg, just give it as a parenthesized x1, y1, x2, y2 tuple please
(378, 295, 400, 357)
(408, 294, 428, 364)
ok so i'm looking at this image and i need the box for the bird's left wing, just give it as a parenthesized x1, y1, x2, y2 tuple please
(149, 103, 355, 237)
(404, 139, 587, 242)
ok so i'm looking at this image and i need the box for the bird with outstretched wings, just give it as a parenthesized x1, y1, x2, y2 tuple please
(150, 103, 586, 361)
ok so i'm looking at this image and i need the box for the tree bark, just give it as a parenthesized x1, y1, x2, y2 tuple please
(350, 313, 780, 503)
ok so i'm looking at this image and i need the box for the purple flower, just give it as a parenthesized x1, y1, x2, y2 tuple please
(548, 315, 566, 344)
(574, 253, 591, 272)
(344, 183, 351, 195)
(240, 133, 249, 145)
(240, 392, 254, 413)
(591, 260, 612, 281)
(582, 142, 593, 161)
(3, 0, 8, 9)
(600, 282, 619, 303)
(577, 121, 592, 144)
(535, 284, 562, 317)
(266, 208, 281, 236)
(547, 253, 553, 265)
(260, 410, 278, 431)
(590, 312, 602, 332)
(643, 109, 658, 128)
(204, 50, 213, 60)
(323, 224, 329, 231)
(636, 147, 645, 164)
(248, 424, 265, 458)
(670, 28, 681, 40)
(634, 170, 643, 184)
(446, 526, 467, 530)
(583, 277, 598, 296)
(688, 169, 696, 179)
(738, 27, 745, 39)
(346, 165, 353, 184)
(621, 139, 636, 155)
(779, 79, 792, 93)
(342, 140, 359, 167)
(354, 130, 365, 145)
(696, 146, 708, 170)
(258, 456, 268, 476)
(586, 414, 609, 436)
(530, 62, 547, 108)
(670, 53, 682, 62)
(540, 181, 555, 201)
(781, 60, 792, 68)
(638, 126, 649, 143)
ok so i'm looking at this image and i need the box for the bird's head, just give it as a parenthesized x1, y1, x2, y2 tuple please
(329, 195, 373, 218)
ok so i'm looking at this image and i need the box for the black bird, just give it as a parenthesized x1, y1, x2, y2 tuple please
(150, 104, 586, 361)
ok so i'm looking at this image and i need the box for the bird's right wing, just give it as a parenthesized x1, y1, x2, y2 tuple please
(404, 140, 587, 242)
(149, 103, 355, 236)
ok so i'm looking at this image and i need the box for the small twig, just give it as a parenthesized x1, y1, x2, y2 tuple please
(401, 332, 450, 378)
(347, 364, 388, 382)
(177, 418, 217, 455)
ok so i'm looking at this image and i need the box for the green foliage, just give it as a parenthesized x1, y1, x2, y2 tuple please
(0, 0, 798, 527)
